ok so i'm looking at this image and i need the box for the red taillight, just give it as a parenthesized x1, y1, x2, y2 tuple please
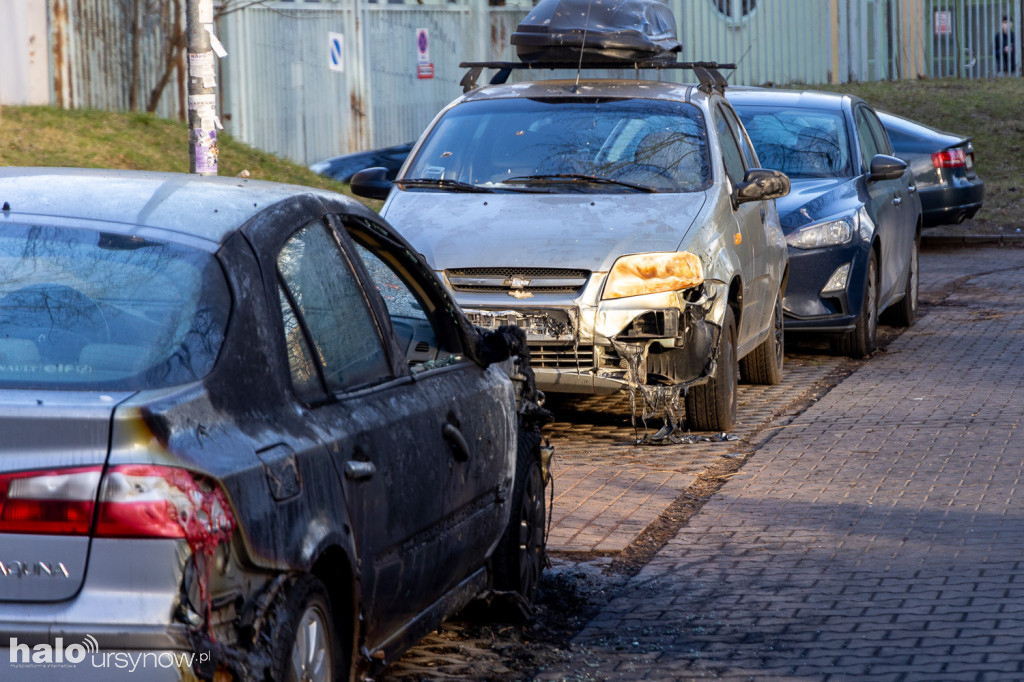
(0, 465, 234, 542)
(932, 149, 967, 169)
(0, 468, 101, 534)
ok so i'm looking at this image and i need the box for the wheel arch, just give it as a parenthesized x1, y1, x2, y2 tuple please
(310, 545, 358, 675)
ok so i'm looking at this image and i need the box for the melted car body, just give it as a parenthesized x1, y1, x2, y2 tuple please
(0, 168, 548, 681)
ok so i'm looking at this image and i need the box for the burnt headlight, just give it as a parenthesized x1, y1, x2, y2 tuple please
(603, 252, 704, 300)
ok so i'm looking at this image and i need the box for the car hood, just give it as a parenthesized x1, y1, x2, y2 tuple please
(381, 190, 708, 272)
(775, 177, 862, 232)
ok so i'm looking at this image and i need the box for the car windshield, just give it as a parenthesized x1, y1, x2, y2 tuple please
(735, 107, 852, 178)
(0, 224, 230, 390)
(402, 97, 710, 193)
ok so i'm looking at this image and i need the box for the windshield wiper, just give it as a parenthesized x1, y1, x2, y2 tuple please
(398, 178, 494, 193)
(502, 173, 658, 193)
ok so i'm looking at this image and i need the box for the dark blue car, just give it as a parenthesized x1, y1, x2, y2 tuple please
(728, 89, 922, 357)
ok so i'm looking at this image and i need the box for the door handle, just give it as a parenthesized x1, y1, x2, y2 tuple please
(443, 423, 471, 462)
(892, 196, 902, 206)
(345, 460, 376, 480)
(907, 185, 917, 194)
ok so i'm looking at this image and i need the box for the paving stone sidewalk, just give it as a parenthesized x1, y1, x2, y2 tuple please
(539, 244, 1024, 680)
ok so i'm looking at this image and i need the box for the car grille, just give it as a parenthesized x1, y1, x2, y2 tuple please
(530, 345, 595, 370)
(446, 267, 590, 295)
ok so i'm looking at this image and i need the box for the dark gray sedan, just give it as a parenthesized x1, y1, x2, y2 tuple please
(0, 168, 548, 681)
(728, 90, 922, 357)
(878, 110, 985, 227)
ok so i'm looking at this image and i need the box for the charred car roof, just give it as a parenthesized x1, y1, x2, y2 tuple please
(0, 167, 374, 247)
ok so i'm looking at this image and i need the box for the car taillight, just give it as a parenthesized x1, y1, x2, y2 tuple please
(0, 465, 234, 542)
(932, 149, 967, 168)
(0, 468, 101, 534)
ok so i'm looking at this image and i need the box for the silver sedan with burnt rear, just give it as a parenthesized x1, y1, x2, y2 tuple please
(0, 167, 549, 681)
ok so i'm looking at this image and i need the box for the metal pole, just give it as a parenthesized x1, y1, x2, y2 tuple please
(187, 0, 218, 175)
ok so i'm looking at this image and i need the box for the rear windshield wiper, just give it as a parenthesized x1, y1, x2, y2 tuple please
(398, 178, 494, 193)
(502, 173, 657, 193)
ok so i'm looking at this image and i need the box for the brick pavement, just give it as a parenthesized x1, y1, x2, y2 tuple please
(539, 244, 1024, 680)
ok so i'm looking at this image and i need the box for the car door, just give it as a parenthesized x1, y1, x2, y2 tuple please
(273, 217, 452, 646)
(854, 105, 908, 304)
(714, 103, 765, 344)
(339, 216, 517, 601)
(863, 107, 917, 302)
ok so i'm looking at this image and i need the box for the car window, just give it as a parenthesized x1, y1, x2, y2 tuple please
(277, 220, 391, 393)
(863, 108, 893, 156)
(346, 220, 464, 371)
(0, 224, 229, 390)
(720, 104, 758, 168)
(403, 97, 711, 193)
(278, 284, 325, 402)
(855, 107, 883, 169)
(715, 105, 747, 183)
(735, 106, 852, 178)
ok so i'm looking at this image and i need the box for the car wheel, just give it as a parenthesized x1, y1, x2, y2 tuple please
(833, 250, 878, 358)
(266, 574, 343, 682)
(882, 234, 919, 327)
(739, 289, 784, 385)
(685, 306, 737, 431)
(493, 428, 546, 606)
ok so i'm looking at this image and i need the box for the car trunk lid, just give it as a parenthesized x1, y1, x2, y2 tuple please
(0, 390, 132, 602)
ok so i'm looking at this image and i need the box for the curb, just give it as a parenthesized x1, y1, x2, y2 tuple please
(922, 234, 1024, 247)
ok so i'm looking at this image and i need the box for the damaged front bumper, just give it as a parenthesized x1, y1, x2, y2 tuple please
(465, 282, 724, 395)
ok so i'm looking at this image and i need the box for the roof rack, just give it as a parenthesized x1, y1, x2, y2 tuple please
(458, 60, 736, 95)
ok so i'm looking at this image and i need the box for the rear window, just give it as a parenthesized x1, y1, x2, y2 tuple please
(404, 97, 710, 192)
(0, 224, 230, 390)
(735, 107, 853, 178)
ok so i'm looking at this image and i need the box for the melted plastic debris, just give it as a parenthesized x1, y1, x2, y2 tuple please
(638, 430, 740, 446)
(612, 339, 689, 444)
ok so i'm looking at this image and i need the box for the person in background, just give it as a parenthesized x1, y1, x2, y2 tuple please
(995, 15, 1016, 75)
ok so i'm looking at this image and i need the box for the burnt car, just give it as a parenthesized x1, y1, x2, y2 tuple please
(728, 89, 922, 357)
(310, 142, 414, 184)
(878, 110, 984, 226)
(353, 59, 790, 433)
(0, 168, 549, 681)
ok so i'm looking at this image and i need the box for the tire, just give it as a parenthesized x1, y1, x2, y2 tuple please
(740, 289, 784, 385)
(882, 233, 919, 328)
(265, 574, 343, 682)
(832, 249, 878, 359)
(685, 306, 738, 431)
(493, 429, 546, 607)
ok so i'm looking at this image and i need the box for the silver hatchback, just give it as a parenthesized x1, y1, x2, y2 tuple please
(355, 73, 790, 431)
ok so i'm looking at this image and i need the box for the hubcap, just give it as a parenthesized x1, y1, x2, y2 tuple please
(290, 604, 331, 682)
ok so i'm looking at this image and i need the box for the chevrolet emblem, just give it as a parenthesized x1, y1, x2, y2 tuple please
(504, 275, 531, 290)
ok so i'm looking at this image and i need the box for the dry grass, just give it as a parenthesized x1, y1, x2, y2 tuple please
(0, 106, 350, 194)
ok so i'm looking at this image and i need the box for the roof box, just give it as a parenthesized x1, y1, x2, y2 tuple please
(511, 0, 681, 65)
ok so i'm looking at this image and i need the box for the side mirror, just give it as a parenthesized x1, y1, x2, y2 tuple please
(869, 154, 907, 182)
(350, 167, 393, 200)
(735, 168, 790, 205)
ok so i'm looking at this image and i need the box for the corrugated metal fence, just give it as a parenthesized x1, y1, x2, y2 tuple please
(38, 0, 1023, 166)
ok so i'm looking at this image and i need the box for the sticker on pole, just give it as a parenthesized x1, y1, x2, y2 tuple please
(415, 28, 434, 79)
(329, 32, 344, 73)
